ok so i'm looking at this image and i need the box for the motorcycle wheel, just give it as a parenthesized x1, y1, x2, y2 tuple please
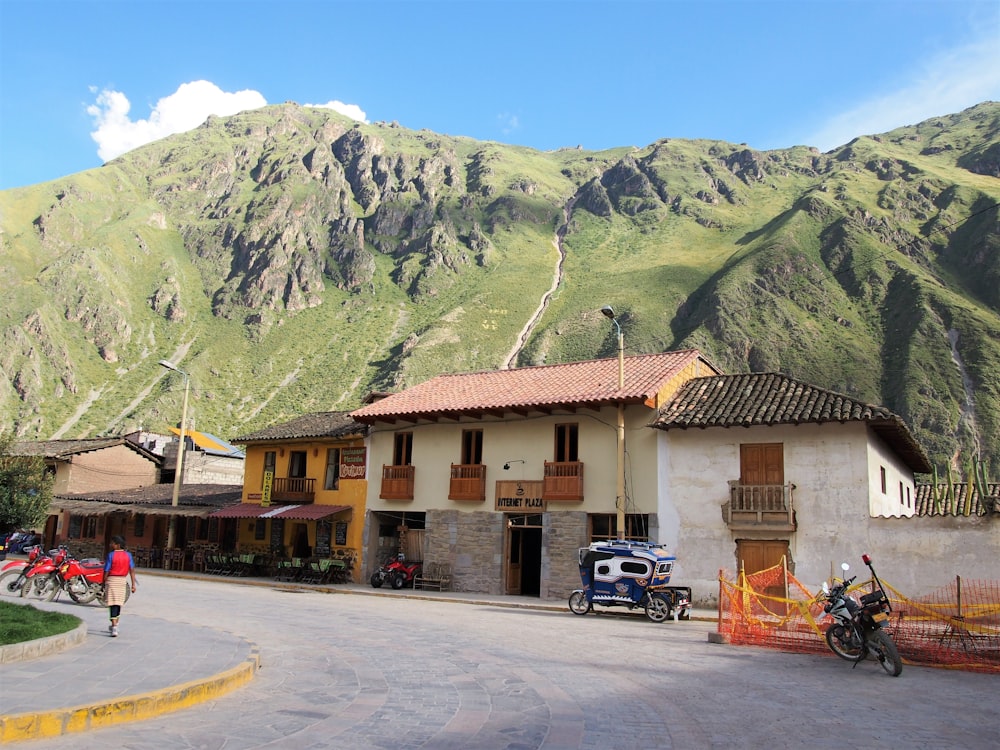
(568, 590, 591, 615)
(645, 593, 671, 623)
(68, 576, 99, 604)
(0, 570, 24, 596)
(825, 623, 864, 661)
(390, 571, 408, 590)
(22, 574, 58, 601)
(868, 629, 903, 677)
(370, 572, 384, 588)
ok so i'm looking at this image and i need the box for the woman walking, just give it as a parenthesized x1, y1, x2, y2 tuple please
(104, 535, 137, 637)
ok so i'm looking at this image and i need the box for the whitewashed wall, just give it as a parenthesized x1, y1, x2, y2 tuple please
(656, 421, 950, 606)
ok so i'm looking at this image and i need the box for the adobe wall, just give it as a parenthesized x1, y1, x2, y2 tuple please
(865, 514, 1000, 594)
(57, 445, 157, 494)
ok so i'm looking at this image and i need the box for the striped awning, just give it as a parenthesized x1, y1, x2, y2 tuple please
(210, 504, 350, 520)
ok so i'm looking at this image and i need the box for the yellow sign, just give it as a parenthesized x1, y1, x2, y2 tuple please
(261, 470, 273, 507)
(494, 480, 545, 512)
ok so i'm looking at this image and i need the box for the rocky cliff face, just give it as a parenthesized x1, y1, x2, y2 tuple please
(1, 102, 997, 474)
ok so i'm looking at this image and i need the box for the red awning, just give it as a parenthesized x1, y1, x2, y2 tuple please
(267, 504, 351, 520)
(210, 504, 272, 519)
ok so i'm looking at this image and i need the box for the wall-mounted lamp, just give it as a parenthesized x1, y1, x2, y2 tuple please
(503, 460, 525, 471)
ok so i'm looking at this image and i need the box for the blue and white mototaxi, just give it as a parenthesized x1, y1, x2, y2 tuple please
(568, 540, 692, 622)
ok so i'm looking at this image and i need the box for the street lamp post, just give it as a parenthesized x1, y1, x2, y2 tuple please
(600, 306, 626, 541)
(158, 359, 189, 550)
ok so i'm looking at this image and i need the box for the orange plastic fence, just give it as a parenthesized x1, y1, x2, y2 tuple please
(718, 563, 1000, 673)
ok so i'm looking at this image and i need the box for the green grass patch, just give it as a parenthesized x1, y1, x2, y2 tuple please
(0, 600, 81, 646)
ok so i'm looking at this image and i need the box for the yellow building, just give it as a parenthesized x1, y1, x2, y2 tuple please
(217, 412, 369, 581)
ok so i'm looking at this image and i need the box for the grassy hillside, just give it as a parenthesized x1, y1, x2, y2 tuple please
(1, 102, 998, 475)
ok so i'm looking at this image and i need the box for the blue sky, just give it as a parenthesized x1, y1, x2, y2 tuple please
(1, 0, 998, 191)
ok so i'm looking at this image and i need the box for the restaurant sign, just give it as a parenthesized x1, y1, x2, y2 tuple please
(341, 447, 367, 479)
(494, 480, 545, 512)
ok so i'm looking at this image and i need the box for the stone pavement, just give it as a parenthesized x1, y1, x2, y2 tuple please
(2, 569, 998, 748)
(0, 569, 707, 743)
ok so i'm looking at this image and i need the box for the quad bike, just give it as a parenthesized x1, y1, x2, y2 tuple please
(370, 553, 423, 590)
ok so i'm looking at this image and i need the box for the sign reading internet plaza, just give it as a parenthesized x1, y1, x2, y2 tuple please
(494, 481, 545, 512)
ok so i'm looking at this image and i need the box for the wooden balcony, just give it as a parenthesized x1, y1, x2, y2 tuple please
(271, 477, 315, 503)
(380, 464, 415, 500)
(449, 463, 486, 501)
(543, 461, 584, 501)
(725, 481, 796, 531)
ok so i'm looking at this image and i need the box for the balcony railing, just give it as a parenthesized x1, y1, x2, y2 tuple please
(543, 461, 584, 501)
(380, 464, 415, 500)
(271, 477, 316, 503)
(449, 463, 486, 501)
(725, 481, 796, 530)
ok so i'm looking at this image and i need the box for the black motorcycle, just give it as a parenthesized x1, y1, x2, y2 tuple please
(819, 553, 902, 676)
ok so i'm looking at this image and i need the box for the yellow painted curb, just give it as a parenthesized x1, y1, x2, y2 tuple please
(0, 645, 260, 742)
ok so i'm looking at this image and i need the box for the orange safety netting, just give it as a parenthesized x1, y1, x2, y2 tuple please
(718, 561, 1000, 673)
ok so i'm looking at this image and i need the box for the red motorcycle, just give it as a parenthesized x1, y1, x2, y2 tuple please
(19, 546, 70, 601)
(370, 553, 422, 590)
(49, 554, 110, 604)
(0, 545, 50, 597)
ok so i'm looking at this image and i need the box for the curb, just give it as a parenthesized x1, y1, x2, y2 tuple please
(0, 644, 261, 743)
(0, 620, 87, 665)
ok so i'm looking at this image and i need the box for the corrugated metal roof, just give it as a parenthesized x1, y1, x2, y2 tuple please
(653, 373, 932, 474)
(351, 350, 712, 422)
(50, 484, 243, 516)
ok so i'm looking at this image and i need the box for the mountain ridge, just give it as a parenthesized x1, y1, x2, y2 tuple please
(1, 101, 998, 474)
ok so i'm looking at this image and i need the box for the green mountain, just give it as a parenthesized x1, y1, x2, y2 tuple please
(2, 102, 998, 474)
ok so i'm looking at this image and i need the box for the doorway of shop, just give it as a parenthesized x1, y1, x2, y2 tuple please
(506, 514, 542, 596)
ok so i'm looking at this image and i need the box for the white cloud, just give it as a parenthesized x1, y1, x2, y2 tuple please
(497, 112, 520, 136)
(304, 100, 368, 122)
(88, 80, 267, 162)
(806, 38, 1000, 151)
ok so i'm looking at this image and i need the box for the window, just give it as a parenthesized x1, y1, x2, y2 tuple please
(263, 451, 276, 488)
(133, 514, 145, 538)
(393, 432, 413, 465)
(554, 423, 578, 462)
(900, 481, 905, 505)
(907, 486, 912, 508)
(461, 429, 483, 464)
(325, 448, 341, 490)
(84, 516, 99, 538)
(589, 513, 649, 543)
(289, 450, 308, 478)
(880, 466, 887, 494)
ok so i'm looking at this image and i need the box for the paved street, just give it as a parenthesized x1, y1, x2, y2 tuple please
(9, 573, 1000, 749)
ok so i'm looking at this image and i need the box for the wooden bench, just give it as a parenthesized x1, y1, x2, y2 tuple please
(413, 562, 452, 591)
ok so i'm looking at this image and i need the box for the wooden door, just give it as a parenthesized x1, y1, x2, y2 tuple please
(741, 443, 784, 509)
(737, 539, 790, 613)
(506, 528, 522, 595)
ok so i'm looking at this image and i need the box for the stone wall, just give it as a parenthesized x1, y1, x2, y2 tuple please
(543, 511, 589, 599)
(423, 510, 505, 594)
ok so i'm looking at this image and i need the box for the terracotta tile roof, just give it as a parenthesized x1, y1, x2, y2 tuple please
(232, 411, 367, 443)
(653, 373, 932, 473)
(914, 482, 999, 516)
(351, 350, 713, 422)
